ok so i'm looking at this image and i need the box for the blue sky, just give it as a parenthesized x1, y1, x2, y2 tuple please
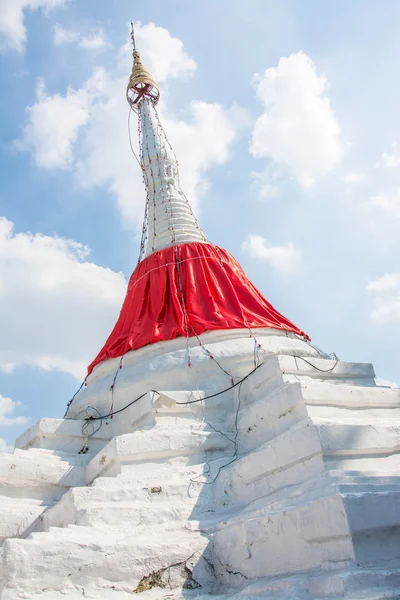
(1, 0, 399, 450)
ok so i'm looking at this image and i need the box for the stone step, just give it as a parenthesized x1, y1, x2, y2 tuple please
(339, 482, 400, 493)
(0, 497, 55, 544)
(315, 419, 400, 454)
(212, 488, 400, 583)
(233, 483, 400, 532)
(343, 490, 400, 533)
(1, 525, 211, 596)
(324, 453, 400, 472)
(40, 481, 210, 530)
(78, 481, 200, 502)
(47, 503, 200, 529)
(0, 445, 90, 544)
(238, 358, 376, 411)
(12, 446, 88, 460)
(90, 453, 210, 488)
(237, 382, 307, 453)
(302, 380, 400, 409)
(86, 428, 232, 483)
(331, 470, 400, 483)
(223, 468, 400, 519)
(212, 492, 354, 584)
(215, 419, 324, 508)
(235, 566, 400, 600)
(237, 382, 400, 456)
(330, 468, 400, 479)
(0, 451, 86, 488)
(15, 418, 111, 454)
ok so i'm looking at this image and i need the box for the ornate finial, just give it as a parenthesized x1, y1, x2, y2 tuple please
(127, 23, 160, 109)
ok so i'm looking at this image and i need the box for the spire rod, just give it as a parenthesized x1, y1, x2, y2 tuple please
(126, 25, 160, 109)
(130, 22, 136, 51)
(126, 26, 207, 259)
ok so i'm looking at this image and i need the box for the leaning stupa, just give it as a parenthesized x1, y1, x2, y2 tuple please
(0, 29, 399, 600)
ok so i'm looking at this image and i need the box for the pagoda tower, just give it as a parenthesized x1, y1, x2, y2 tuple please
(64, 33, 318, 424)
(84, 38, 310, 379)
(0, 31, 399, 600)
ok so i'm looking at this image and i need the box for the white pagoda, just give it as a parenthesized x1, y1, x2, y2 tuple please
(0, 32, 399, 600)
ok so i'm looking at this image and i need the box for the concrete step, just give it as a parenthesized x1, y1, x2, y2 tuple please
(90, 456, 209, 488)
(343, 490, 400, 533)
(215, 419, 324, 508)
(235, 566, 400, 600)
(338, 482, 400, 493)
(212, 492, 354, 584)
(15, 417, 111, 455)
(14, 447, 88, 461)
(0, 497, 54, 544)
(1, 525, 210, 596)
(48, 504, 200, 529)
(40, 482, 210, 530)
(86, 428, 232, 483)
(0, 451, 86, 489)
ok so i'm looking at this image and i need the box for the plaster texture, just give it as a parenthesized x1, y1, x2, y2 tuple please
(67, 328, 340, 422)
(0, 332, 399, 599)
(140, 97, 206, 256)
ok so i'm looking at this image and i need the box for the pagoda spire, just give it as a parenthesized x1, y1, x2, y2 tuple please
(127, 26, 207, 260)
(85, 29, 309, 375)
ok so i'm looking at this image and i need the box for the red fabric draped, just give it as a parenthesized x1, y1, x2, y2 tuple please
(87, 243, 309, 374)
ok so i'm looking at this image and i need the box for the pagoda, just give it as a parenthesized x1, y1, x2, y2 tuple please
(0, 30, 399, 600)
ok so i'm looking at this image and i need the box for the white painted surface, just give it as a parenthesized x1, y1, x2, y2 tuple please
(0, 348, 399, 599)
(140, 97, 206, 256)
(68, 327, 372, 428)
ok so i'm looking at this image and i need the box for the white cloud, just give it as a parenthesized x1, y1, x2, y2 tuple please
(367, 273, 400, 322)
(375, 377, 398, 389)
(75, 77, 245, 224)
(341, 172, 364, 185)
(0, 0, 66, 52)
(53, 22, 78, 44)
(377, 142, 400, 168)
(241, 234, 301, 272)
(19, 22, 245, 226)
(251, 165, 282, 200)
(15, 68, 105, 169)
(164, 102, 248, 213)
(53, 23, 109, 50)
(250, 52, 343, 191)
(131, 21, 196, 83)
(79, 29, 108, 50)
(369, 188, 400, 218)
(0, 216, 127, 379)
(0, 438, 14, 453)
(0, 394, 28, 427)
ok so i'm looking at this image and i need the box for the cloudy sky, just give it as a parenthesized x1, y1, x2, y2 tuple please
(1, 0, 399, 450)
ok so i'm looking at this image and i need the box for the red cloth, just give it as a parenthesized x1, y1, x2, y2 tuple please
(88, 243, 309, 374)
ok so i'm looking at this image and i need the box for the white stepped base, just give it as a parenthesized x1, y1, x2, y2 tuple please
(0, 353, 399, 599)
(0, 447, 92, 544)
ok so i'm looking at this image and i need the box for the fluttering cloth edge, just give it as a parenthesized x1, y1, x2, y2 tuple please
(87, 242, 309, 375)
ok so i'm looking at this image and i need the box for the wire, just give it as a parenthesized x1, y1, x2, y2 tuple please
(291, 354, 339, 373)
(84, 391, 150, 421)
(175, 363, 263, 404)
(187, 379, 244, 495)
(185, 354, 339, 491)
(81, 407, 103, 438)
(71, 363, 262, 430)
(108, 354, 125, 417)
(63, 377, 87, 418)
(67, 351, 339, 425)
(128, 106, 143, 170)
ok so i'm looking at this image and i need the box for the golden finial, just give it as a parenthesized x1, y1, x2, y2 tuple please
(127, 23, 160, 109)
